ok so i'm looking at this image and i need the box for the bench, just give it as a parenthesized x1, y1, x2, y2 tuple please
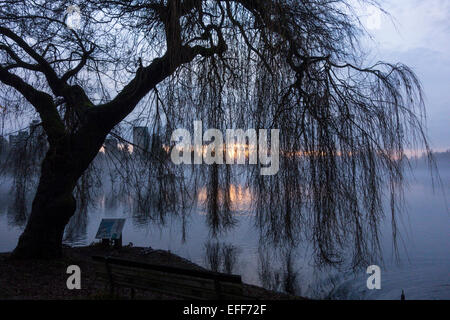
(92, 255, 245, 299)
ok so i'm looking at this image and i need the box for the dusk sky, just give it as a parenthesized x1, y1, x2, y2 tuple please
(362, 0, 450, 151)
(1, 1, 448, 151)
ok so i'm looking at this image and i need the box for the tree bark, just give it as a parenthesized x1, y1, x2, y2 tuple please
(12, 130, 105, 259)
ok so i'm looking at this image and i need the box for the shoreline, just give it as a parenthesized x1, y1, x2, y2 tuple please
(0, 245, 307, 300)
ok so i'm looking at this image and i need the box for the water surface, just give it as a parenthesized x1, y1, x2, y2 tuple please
(0, 166, 448, 299)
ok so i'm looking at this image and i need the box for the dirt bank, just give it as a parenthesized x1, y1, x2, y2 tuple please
(0, 245, 306, 300)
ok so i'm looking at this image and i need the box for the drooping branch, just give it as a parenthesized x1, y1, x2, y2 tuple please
(61, 46, 95, 83)
(0, 65, 65, 142)
(0, 26, 66, 97)
(87, 0, 228, 133)
(0, 43, 42, 71)
(89, 40, 227, 132)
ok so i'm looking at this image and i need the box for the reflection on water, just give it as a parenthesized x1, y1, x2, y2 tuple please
(258, 245, 302, 295)
(204, 241, 240, 275)
(0, 167, 448, 299)
(198, 184, 253, 215)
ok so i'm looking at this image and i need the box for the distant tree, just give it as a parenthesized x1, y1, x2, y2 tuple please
(0, 0, 431, 266)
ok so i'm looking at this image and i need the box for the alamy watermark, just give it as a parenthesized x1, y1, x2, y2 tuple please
(66, 265, 81, 290)
(366, 265, 381, 290)
(170, 121, 280, 176)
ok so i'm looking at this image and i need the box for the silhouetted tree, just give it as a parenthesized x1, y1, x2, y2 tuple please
(0, 0, 432, 265)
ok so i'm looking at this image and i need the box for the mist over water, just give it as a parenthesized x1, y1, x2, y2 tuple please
(0, 162, 448, 300)
(327, 165, 449, 300)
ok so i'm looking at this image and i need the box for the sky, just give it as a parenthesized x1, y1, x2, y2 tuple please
(1, 0, 448, 151)
(360, 0, 450, 151)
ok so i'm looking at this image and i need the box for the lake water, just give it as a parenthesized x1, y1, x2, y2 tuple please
(0, 165, 448, 300)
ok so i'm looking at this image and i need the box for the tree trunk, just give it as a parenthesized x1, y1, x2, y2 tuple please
(12, 182, 76, 259)
(12, 132, 104, 259)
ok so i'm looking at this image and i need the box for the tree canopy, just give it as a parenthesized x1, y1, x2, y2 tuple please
(0, 0, 432, 266)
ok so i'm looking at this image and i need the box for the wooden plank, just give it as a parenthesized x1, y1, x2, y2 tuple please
(96, 262, 218, 291)
(92, 257, 244, 299)
(94, 267, 219, 299)
(92, 255, 242, 283)
(96, 271, 246, 300)
(94, 261, 243, 296)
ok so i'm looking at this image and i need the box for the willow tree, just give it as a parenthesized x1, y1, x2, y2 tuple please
(0, 0, 430, 265)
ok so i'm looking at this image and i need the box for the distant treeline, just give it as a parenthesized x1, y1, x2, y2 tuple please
(411, 150, 450, 168)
